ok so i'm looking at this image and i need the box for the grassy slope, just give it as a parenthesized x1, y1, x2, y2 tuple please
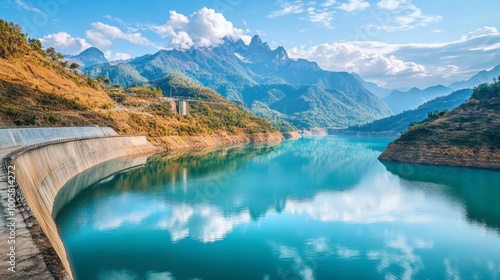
(379, 81, 500, 170)
(0, 19, 277, 146)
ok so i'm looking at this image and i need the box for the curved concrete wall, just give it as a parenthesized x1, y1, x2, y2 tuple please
(52, 155, 150, 219)
(0, 126, 118, 149)
(12, 136, 158, 278)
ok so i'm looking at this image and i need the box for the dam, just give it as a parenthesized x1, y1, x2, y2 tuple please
(0, 126, 159, 279)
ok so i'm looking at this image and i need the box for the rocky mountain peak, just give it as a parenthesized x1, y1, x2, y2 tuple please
(273, 46, 289, 60)
(249, 35, 271, 52)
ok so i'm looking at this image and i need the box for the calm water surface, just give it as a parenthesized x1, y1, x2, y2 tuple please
(55, 136, 500, 280)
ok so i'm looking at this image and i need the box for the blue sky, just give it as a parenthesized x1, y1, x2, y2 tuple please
(2, 0, 500, 88)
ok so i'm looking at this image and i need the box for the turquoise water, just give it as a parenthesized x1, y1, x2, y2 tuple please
(55, 136, 500, 280)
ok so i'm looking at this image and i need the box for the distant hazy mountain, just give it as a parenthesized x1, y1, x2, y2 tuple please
(347, 88, 473, 135)
(85, 35, 391, 129)
(450, 65, 500, 90)
(65, 47, 108, 69)
(351, 73, 392, 99)
(383, 85, 454, 114)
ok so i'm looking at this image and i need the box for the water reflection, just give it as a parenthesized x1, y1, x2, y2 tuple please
(55, 136, 500, 280)
(56, 136, 386, 233)
(383, 162, 500, 232)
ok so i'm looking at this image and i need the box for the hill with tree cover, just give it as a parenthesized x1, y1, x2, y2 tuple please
(85, 35, 392, 130)
(346, 89, 473, 135)
(379, 79, 500, 170)
(0, 19, 279, 147)
(242, 84, 387, 130)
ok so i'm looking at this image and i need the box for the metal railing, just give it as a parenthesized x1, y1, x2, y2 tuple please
(1, 134, 106, 220)
(0, 132, 149, 221)
(0, 124, 100, 130)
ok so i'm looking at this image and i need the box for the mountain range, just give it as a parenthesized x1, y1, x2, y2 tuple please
(379, 64, 500, 115)
(383, 85, 454, 114)
(70, 36, 500, 131)
(351, 73, 392, 99)
(347, 88, 473, 135)
(450, 65, 500, 90)
(82, 35, 392, 130)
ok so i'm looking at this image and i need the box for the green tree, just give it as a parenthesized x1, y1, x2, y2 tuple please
(69, 62, 80, 69)
(45, 47, 56, 59)
(45, 47, 64, 61)
(28, 38, 42, 52)
(0, 19, 29, 59)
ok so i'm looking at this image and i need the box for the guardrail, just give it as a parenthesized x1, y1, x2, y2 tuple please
(2, 135, 105, 163)
(0, 125, 100, 130)
(0, 132, 149, 220)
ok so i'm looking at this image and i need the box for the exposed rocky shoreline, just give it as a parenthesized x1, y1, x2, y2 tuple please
(157, 131, 288, 150)
(379, 142, 500, 170)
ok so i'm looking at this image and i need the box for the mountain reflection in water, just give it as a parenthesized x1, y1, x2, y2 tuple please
(55, 136, 500, 280)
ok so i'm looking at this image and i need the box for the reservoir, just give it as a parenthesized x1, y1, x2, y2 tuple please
(54, 136, 500, 280)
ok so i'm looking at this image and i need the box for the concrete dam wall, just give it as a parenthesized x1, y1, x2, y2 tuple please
(52, 154, 151, 219)
(0, 126, 117, 149)
(6, 131, 158, 279)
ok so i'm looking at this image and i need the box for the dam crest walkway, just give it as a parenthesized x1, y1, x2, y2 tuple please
(0, 126, 118, 280)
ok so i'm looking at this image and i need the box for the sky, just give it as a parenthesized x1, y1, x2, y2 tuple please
(1, 0, 500, 89)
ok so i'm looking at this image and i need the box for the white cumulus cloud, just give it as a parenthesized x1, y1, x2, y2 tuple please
(151, 8, 250, 50)
(377, 0, 405, 10)
(270, 1, 338, 28)
(268, 1, 305, 18)
(322, 0, 337, 8)
(288, 27, 500, 88)
(460, 26, 499, 41)
(375, 0, 442, 31)
(14, 0, 42, 13)
(307, 7, 335, 28)
(338, 0, 370, 12)
(86, 22, 157, 49)
(289, 41, 427, 85)
(269, 0, 375, 28)
(113, 52, 132, 61)
(40, 32, 91, 55)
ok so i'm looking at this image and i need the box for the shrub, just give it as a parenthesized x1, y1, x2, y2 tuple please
(0, 20, 29, 59)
